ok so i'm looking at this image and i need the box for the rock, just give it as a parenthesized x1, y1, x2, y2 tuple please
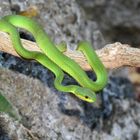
(0, 0, 11, 16)
(0, 67, 138, 140)
(0, 113, 30, 140)
(77, 0, 140, 46)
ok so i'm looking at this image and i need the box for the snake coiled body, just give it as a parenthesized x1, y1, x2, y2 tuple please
(0, 15, 108, 102)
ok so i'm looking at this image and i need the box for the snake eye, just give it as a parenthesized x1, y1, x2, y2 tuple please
(85, 96, 89, 99)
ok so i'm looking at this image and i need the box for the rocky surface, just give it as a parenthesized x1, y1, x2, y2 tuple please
(0, 113, 30, 140)
(0, 68, 139, 140)
(77, 0, 140, 47)
(0, 0, 139, 140)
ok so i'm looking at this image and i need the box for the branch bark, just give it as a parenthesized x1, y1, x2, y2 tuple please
(0, 31, 140, 70)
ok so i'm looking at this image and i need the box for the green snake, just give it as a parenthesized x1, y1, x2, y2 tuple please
(0, 15, 108, 102)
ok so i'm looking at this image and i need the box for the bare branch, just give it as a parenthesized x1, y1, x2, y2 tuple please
(0, 31, 140, 70)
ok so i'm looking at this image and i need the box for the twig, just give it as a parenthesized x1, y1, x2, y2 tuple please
(21, 125, 39, 140)
(0, 31, 140, 70)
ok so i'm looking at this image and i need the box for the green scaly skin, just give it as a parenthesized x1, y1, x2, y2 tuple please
(0, 15, 108, 102)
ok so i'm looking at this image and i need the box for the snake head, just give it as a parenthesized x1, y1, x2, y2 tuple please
(74, 87, 96, 103)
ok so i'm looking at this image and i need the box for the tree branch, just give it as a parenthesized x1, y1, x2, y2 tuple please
(0, 31, 140, 70)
